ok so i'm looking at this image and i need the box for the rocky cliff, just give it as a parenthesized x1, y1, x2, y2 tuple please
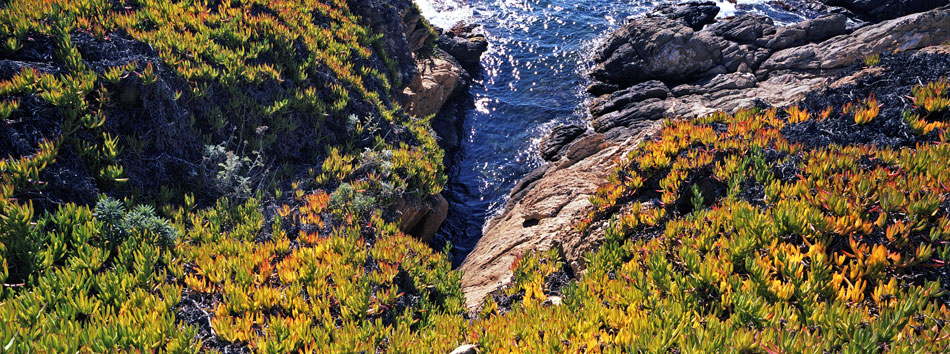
(460, 2, 950, 310)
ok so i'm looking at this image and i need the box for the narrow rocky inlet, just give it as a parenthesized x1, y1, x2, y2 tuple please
(415, 0, 839, 268)
(419, 0, 829, 265)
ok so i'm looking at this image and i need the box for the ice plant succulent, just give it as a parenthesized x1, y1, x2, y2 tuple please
(854, 94, 881, 125)
(1, 0, 949, 352)
(489, 91, 950, 352)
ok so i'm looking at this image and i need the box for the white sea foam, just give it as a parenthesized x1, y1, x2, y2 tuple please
(414, 0, 474, 29)
(714, 0, 739, 17)
(714, 0, 773, 18)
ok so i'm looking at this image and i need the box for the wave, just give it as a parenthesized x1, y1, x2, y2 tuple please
(414, 0, 475, 29)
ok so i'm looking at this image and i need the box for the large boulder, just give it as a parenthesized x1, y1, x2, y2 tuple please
(395, 194, 449, 243)
(760, 14, 849, 50)
(707, 14, 776, 45)
(650, 1, 720, 30)
(589, 17, 735, 87)
(438, 24, 489, 71)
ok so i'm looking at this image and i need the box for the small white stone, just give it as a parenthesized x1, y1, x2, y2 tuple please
(449, 344, 478, 354)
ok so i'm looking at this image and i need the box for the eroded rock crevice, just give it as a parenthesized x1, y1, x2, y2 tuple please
(397, 19, 488, 242)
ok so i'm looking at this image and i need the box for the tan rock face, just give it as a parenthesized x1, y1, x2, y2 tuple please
(401, 49, 465, 119)
(457, 125, 659, 310)
(393, 46, 467, 243)
(665, 71, 832, 119)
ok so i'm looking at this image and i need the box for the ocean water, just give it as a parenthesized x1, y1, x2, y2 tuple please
(419, 0, 809, 265)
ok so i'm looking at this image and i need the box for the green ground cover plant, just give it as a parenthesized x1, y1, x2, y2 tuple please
(480, 81, 950, 352)
(1, 0, 949, 352)
(0, 0, 453, 351)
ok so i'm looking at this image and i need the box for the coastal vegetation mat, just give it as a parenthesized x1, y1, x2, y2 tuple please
(0, 0, 949, 352)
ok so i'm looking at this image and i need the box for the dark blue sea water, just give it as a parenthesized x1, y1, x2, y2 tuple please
(419, 0, 810, 265)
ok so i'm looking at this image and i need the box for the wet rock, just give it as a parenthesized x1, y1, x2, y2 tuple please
(540, 125, 587, 162)
(651, 1, 721, 30)
(401, 48, 467, 119)
(430, 98, 465, 159)
(438, 25, 488, 71)
(823, 0, 950, 21)
(585, 81, 620, 96)
(589, 80, 670, 117)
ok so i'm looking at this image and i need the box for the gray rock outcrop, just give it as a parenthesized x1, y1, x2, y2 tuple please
(759, 8, 950, 73)
(588, 12, 848, 89)
(822, 0, 950, 21)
